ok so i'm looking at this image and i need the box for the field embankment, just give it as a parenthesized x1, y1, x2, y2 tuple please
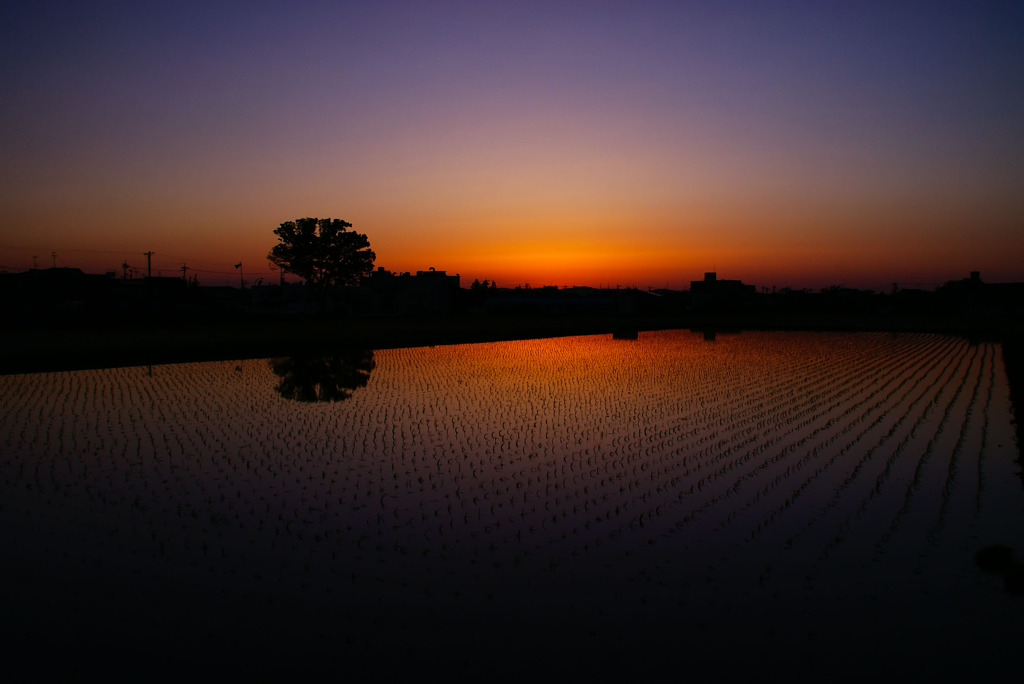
(0, 314, 685, 374)
(2, 311, 1021, 374)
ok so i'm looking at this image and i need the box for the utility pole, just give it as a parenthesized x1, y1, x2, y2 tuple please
(143, 251, 153, 278)
(122, 261, 130, 279)
(234, 262, 243, 289)
(180, 263, 189, 280)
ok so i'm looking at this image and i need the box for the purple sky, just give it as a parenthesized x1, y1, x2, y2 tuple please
(2, 1, 1022, 289)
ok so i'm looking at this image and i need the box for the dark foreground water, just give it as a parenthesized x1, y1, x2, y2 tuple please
(1, 331, 1022, 679)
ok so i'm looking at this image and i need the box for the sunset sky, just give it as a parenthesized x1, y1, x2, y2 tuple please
(2, 1, 1022, 290)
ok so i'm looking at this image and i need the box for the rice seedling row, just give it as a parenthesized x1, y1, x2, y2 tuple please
(794, 335, 975, 558)
(1, 330, 1020, 671)
(703, 334, 954, 548)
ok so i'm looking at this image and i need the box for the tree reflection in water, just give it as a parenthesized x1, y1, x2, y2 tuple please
(269, 349, 375, 402)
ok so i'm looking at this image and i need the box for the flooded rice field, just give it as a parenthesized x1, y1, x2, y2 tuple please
(1, 330, 1022, 678)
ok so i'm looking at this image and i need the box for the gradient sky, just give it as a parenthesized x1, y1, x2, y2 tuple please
(2, 1, 1022, 290)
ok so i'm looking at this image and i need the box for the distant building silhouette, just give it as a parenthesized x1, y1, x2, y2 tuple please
(0, 267, 117, 318)
(689, 272, 756, 313)
(361, 266, 461, 315)
(937, 271, 1024, 315)
(466, 285, 672, 317)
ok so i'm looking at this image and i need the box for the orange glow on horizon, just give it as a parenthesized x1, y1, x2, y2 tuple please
(3, 190, 1022, 291)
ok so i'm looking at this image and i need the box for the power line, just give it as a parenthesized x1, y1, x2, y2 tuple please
(0, 245, 288, 278)
(0, 245, 141, 255)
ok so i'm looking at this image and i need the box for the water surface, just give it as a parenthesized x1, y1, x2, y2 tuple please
(1, 330, 1021, 677)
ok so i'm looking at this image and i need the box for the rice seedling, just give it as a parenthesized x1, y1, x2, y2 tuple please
(0, 331, 1020, 674)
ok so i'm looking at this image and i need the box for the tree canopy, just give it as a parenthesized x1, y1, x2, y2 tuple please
(268, 217, 375, 289)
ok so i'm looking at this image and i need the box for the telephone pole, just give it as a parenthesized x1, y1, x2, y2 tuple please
(143, 251, 153, 278)
(180, 263, 189, 281)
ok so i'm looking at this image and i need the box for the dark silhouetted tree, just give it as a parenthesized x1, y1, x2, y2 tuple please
(268, 218, 376, 298)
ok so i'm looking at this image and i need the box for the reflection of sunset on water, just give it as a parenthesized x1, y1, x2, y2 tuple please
(1, 331, 1021, 676)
